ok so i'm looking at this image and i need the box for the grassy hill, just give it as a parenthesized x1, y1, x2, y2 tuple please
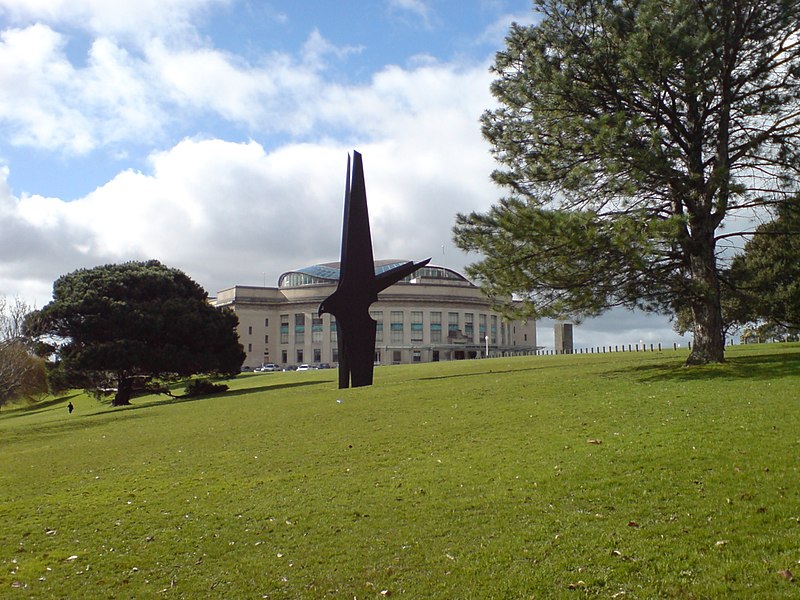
(2, 344, 799, 598)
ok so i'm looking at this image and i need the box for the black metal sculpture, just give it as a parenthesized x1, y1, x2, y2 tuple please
(319, 151, 430, 388)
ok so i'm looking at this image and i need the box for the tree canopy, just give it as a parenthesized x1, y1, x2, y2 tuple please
(454, 0, 800, 364)
(1, 296, 48, 407)
(726, 196, 800, 330)
(31, 260, 245, 405)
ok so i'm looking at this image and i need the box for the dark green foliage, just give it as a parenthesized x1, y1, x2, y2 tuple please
(454, 198, 681, 320)
(727, 196, 800, 330)
(673, 196, 800, 338)
(183, 378, 229, 397)
(455, 0, 800, 365)
(32, 260, 245, 405)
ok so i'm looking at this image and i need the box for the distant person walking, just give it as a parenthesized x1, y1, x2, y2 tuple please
(67, 402, 74, 414)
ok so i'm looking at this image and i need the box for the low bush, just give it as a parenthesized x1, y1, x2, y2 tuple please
(183, 378, 229, 397)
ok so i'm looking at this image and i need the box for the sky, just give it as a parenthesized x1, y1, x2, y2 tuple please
(0, 0, 691, 350)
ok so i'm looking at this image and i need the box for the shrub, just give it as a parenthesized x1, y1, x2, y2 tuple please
(183, 379, 228, 398)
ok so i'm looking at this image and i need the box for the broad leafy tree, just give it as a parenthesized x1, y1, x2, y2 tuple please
(671, 198, 800, 339)
(454, 0, 800, 364)
(31, 261, 245, 405)
(726, 196, 800, 330)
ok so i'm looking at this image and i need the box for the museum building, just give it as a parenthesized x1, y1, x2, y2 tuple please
(213, 260, 538, 370)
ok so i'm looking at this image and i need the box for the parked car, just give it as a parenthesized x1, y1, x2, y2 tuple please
(317, 363, 331, 369)
(283, 365, 297, 372)
(261, 363, 279, 372)
(297, 364, 311, 371)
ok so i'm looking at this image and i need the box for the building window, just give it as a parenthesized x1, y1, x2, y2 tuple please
(491, 315, 498, 344)
(392, 350, 402, 364)
(430, 311, 442, 343)
(281, 350, 287, 363)
(390, 311, 403, 343)
(412, 350, 421, 363)
(280, 314, 289, 344)
(264, 335, 269, 343)
(410, 311, 423, 342)
(312, 316, 323, 343)
(313, 348, 321, 362)
(295, 313, 305, 344)
(448, 312, 459, 337)
(329, 316, 337, 343)
(371, 311, 383, 342)
(479, 314, 487, 342)
(248, 343, 252, 352)
(332, 348, 339, 363)
(465, 313, 474, 342)
(264, 318, 269, 327)
(296, 349, 304, 363)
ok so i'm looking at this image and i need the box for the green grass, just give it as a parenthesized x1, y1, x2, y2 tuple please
(2, 344, 800, 598)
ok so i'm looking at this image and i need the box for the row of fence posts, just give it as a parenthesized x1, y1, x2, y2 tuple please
(537, 342, 692, 356)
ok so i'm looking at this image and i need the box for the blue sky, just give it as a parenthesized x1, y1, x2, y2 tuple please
(0, 0, 689, 348)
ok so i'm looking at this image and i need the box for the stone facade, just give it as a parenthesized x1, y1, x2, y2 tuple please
(213, 262, 538, 370)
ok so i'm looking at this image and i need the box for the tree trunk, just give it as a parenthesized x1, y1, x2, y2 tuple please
(686, 225, 725, 365)
(112, 375, 133, 406)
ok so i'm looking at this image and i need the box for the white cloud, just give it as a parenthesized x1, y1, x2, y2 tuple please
(2, 113, 496, 305)
(0, 52, 500, 298)
(0, 25, 373, 152)
(388, 0, 435, 30)
(0, 25, 505, 303)
(0, 0, 229, 44)
(145, 38, 325, 132)
(0, 25, 165, 152)
(477, 10, 539, 48)
(301, 28, 363, 70)
(0, 25, 91, 151)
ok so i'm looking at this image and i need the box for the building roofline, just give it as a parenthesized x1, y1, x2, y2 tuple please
(277, 260, 472, 288)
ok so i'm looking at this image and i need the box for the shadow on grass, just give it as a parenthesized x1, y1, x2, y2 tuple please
(621, 351, 800, 383)
(222, 380, 330, 398)
(417, 362, 575, 382)
(0, 393, 81, 419)
(90, 380, 331, 416)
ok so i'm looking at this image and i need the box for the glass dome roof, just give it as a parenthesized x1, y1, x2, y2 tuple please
(278, 260, 471, 288)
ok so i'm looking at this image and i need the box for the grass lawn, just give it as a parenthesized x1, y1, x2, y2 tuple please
(1, 344, 799, 598)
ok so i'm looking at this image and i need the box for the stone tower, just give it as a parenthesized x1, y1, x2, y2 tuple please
(554, 322, 574, 354)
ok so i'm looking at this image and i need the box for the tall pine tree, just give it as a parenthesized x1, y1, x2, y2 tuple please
(455, 0, 800, 364)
